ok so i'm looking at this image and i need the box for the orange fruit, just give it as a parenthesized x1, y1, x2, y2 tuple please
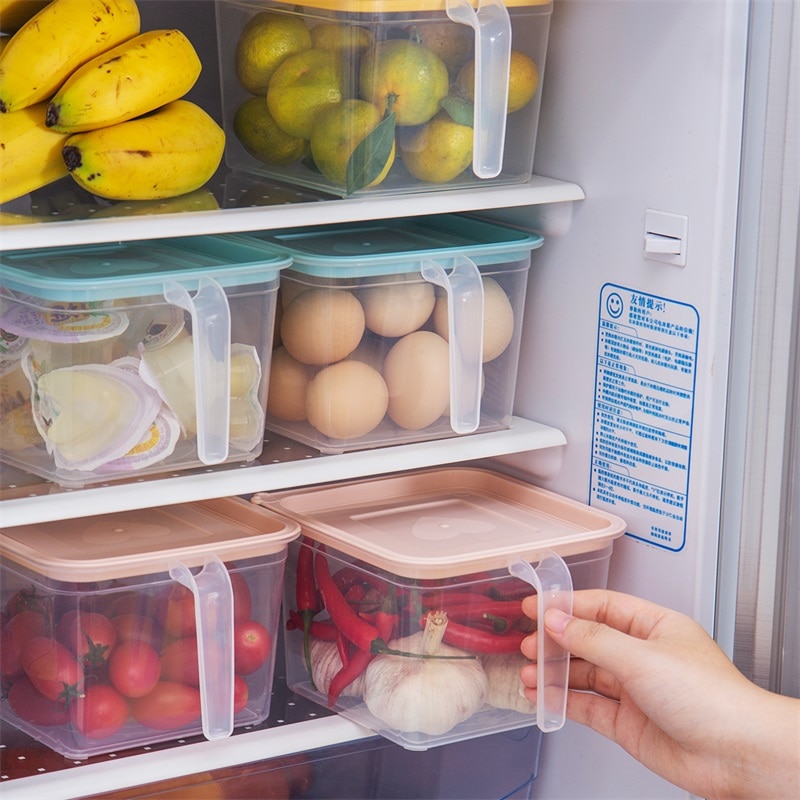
(398, 110, 472, 183)
(456, 50, 539, 114)
(359, 39, 449, 126)
(233, 96, 307, 166)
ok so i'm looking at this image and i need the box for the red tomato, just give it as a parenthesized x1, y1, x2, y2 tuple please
(57, 611, 117, 668)
(130, 681, 201, 730)
(5, 587, 52, 619)
(233, 619, 271, 676)
(7, 676, 70, 726)
(0, 611, 49, 679)
(230, 572, 253, 622)
(112, 613, 163, 649)
(159, 636, 200, 686)
(108, 640, 161, 698)
(156, 584, 196, 639)
(233, 674, 249, 714)
(70, 684, 129, 740)
(20, 637, 84, 703)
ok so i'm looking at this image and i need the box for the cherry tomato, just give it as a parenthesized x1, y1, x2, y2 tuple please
(1, 610, 49, 679)
(57, 611, 117, 669)
(70, 684, 129, 740)
(233, 619, 271, 676)
(108, 640, 161, 698)
(233, 674, 249, 714)
(159, 636, 200, 686)
(156, 584, 196, 639)
(7, 676, 70, 726)
(5, 587, 53, 619)
(112, 613, 164, 649)
(20, 637, 84, 703)
(130, 681, 201, 730)
(230, 572, 253, 622)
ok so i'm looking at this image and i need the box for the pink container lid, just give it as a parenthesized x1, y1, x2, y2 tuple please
(254, 467, 626, 579)
(0, 498, 300, 583)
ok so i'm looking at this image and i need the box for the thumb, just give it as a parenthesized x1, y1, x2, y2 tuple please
(544, 608, 649, 680)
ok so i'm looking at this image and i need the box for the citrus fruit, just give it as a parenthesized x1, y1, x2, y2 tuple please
(456, 50, 539, 114)
(359, 39, 449, 126)
(398, 110, 472, 183)
(310, 99, 395, 190)
(267, 48, 344, 140)
(235, 12, 312, 96)
(310, 23, 373, 55)
(406, 21, 473, 77)
(233, 96, 308, 166)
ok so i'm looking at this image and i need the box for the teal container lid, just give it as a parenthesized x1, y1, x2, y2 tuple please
(0, 236, 291, 303)
(231, 215, 543, 278)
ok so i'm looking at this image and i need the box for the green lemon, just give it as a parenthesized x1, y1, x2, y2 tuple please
(233, 96, 307, 166)
(398, 111, 473, 184)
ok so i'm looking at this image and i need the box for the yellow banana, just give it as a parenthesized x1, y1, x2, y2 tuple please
(46, 29, 202, 133)
(0, 0, 49, 34)
(62, 99, 226, 201)
(0, 0, 140, 113)
(0, 101, 69, 203)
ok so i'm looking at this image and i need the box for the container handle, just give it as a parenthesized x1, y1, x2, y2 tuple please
(169, 556, 235, 741)
(446, 0, 511, 178)
(163, 278, 231, 464)
(420, 256, 483, 434)
(507, 551, 573, 732)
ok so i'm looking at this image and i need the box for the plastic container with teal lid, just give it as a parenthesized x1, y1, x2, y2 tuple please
(0, 497, 300, 759)
(230, 215, 542, 453)
(253, 466, 627, 749)
(215, 0, 552, 196)
(0, 236, 291, 487)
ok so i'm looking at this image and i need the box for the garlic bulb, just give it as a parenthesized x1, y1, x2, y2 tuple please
(363, 612, 488, 735)
(481, 652, 537, 714)
(308, 638, 365, 698)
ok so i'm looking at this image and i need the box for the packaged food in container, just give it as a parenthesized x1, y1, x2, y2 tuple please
(0, 235, 291, 487)
(0, 498, 299, 759)
(253, 466, 626, 750)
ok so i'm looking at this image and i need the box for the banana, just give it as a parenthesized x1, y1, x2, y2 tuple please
(0, 0, 49, 34)
(46, 29, 202, 133)
(0, 0, 140, 113)
(62, 99, 226, 201)
(0, 101, 69, 204)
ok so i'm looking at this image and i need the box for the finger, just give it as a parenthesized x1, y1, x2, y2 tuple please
(569, 589, 670, 640)
(520, 656, 622, 700)
(563, 689, 629, 743)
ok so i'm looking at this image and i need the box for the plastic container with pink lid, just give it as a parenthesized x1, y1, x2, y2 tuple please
(253, 466, 626, 750)
(0, 498, 299, 759)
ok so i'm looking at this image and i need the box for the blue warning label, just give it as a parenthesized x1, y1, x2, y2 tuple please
(589, 285, 699, 551)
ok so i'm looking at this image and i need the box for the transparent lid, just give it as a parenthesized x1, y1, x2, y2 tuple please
(230, 215, 543, 278)
(0, 498, 300, 582)
(255, 467, 626, 579)
(0, 236, 290, 302)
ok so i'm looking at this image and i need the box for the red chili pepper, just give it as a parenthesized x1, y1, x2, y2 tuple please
(295, 537, 320, 688)
(333, 565, 390, 596)
(335, 629, 351, 670)
(419, 613, 527, 654)
(489, 578, 537, 601)
(286, 609, 337, 641)
(420, 590, 494, 608)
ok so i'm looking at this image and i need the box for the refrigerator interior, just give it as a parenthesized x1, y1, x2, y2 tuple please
(1, 1, 796, 799)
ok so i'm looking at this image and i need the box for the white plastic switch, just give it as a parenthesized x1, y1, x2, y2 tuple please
(644, 209, 688, 266)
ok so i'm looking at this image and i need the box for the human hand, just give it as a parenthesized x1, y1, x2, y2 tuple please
(519, 589, 800, 800)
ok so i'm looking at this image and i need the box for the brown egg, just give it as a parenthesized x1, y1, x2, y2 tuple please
(306, 359, 388, 440)
(267, 346, 317, 422)
(358, 275, 435, 337)
(383, 330, 450, 430)
(280, 287, 365, 365)
(432, 276, 515, 362)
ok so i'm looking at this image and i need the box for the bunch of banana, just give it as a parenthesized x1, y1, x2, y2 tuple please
(46, 28, 202, 132)
(0, 0, 141, 113)
(0, 0, 225, 207)
(62, 100, 225, 201)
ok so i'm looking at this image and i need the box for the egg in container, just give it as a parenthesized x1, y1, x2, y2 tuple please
(231, 214, 543, 453)
(0, 498, 299, 759)
(254, 467, 626, 750)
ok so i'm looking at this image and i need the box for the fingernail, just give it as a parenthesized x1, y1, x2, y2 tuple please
(544, 608, 572, 634)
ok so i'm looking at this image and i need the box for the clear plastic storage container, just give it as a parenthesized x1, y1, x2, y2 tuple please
(0, 236, 290, 487)
(232, 214, 542, 453)
(0, 498, 299, 759)
(254, 466, 626, 750)
(215, 0, 552, 196)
